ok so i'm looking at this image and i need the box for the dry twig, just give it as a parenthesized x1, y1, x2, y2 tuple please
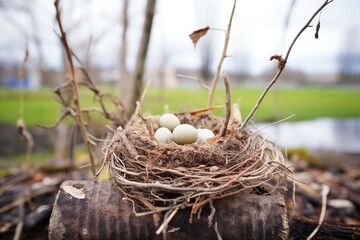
(208, 0, 236, 107)
(133, 80, 152, 117)
(240, 0, 334, 130)
(16, 118, 33, 170)
(127, 0, 156, 118)
(175, 106, 224, 115)
(176, 74, 210, 91)
(54, 0, 97, 176)
(16, 48, 33, 170)
(307, 184, 330, 240)
(219, 72, 231, 137)
(156, 207, 179, 235)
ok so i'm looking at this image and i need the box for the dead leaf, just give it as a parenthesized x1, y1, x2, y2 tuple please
(189, 26, 210, 48)
(270, 54, 287, 69)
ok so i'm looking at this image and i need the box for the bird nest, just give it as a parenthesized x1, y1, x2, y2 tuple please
(100, 112, 287, 217)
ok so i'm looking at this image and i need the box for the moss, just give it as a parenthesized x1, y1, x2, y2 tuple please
(287, 148, 326, 169)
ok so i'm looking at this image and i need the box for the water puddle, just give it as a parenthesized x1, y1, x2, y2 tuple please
(252, 118, 360, 154)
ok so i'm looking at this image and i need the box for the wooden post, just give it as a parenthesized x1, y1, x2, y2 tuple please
(49, 181, 288, 240)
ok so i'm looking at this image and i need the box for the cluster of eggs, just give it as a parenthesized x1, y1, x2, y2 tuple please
(154, 113, 215, 145)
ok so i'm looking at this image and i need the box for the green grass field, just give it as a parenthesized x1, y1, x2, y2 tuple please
(1, 85, 360, 127)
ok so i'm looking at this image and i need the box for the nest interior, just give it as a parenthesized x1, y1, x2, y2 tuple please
(102, 112, 287, 214)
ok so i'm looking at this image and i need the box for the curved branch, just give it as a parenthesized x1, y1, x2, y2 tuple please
(54, 0, 96, 176)
(240, 0, 333, 130)
(220, 72, 231, 137)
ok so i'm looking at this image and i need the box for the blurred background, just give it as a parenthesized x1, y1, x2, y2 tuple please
(0, 0, 359, 164)
(1, 0, 359, 86)
(1, 1, 360, 238)
(0, 0, 360, 86)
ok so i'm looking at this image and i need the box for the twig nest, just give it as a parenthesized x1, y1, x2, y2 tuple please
(159, 113, 180, 131)
(172, 124, 198, 144)
(154, 127, 172, 143)
(102, 112, 287, 214)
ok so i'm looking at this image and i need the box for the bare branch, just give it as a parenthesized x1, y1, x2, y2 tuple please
(16, 118, 33, 170)
(307, 185, 329, 239)
(240, 0, 333, 130)
(134, 80, 152, 117)
(120, 0, 129, 77)
(37, 110, 71, 129)
(127, 0, 157, 118)
(176, 74, 210, 91)
(54, 0, 96, 176)
(219, 72, 231, 137)
(208, 0, 236, 107)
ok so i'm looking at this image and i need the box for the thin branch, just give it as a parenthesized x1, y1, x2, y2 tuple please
(16, 118, 33, 170)
(254, 114, 296, 133)
(85, 18, 120, 68)
(307, 184, 329, 240)
(0, 185, 56, 214)
(53, 29, 83, 66)
(177, 74, 210, 91)
(208, 201, 216, 227)
(119, 0, 129, 78)
(13, 203, 25, 240)
(214, 222, 223, 240)
(54, 0, 96, 176)
(156, 207, 179, 235)
(17, 48, 33, 170)
(17, 48, 28, 119)
(210, 27, 226, 33)
(240, 0, 333, 130)
(127, 0, 157, 118)
(175, 106, 223, 115)
(134, 79, 152, 117)
(219, 72, 231, 137)
(232, 102, 242, 123)
(208, 0, 236, 107)
(99, 93, 127, 126)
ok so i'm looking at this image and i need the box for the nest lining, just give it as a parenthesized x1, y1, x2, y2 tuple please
(101, 112, 287, 215)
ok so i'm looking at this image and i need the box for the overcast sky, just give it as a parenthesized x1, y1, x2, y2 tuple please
(0, 0, 359, 75)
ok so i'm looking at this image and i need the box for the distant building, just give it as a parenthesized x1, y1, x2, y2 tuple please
(1, 62, 41, 89)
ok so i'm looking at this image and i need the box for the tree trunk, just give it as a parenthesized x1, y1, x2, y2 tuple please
(49, 180, 288, 240)
(126, 0, 156, 118)
(119, 0, 131, 112)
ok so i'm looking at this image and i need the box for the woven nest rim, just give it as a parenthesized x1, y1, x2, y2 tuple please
(101, 112, 288, 214)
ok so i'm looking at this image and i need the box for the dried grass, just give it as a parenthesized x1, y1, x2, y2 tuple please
(100, 112, 287, 217)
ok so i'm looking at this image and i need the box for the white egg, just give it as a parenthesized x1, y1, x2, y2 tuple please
(154, 127, 173, 143)
(172, 124, 198, 144)
(196, 128, 215, 144)
(159, 113, 181, 131)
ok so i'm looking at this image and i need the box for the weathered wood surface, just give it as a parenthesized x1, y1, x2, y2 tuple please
(49, 180, 288, 240)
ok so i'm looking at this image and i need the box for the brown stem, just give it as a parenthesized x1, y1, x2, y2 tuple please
(208, 0, 236, 107)
(120, 0, 129, 78)
(176, 74, 210, 91)
(54, 0, 96, 176)
(17, 49, 32, 170)
(240, 0, 333, 130)
(127, 0, 157, 118)
(220, 72, 231, 137)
